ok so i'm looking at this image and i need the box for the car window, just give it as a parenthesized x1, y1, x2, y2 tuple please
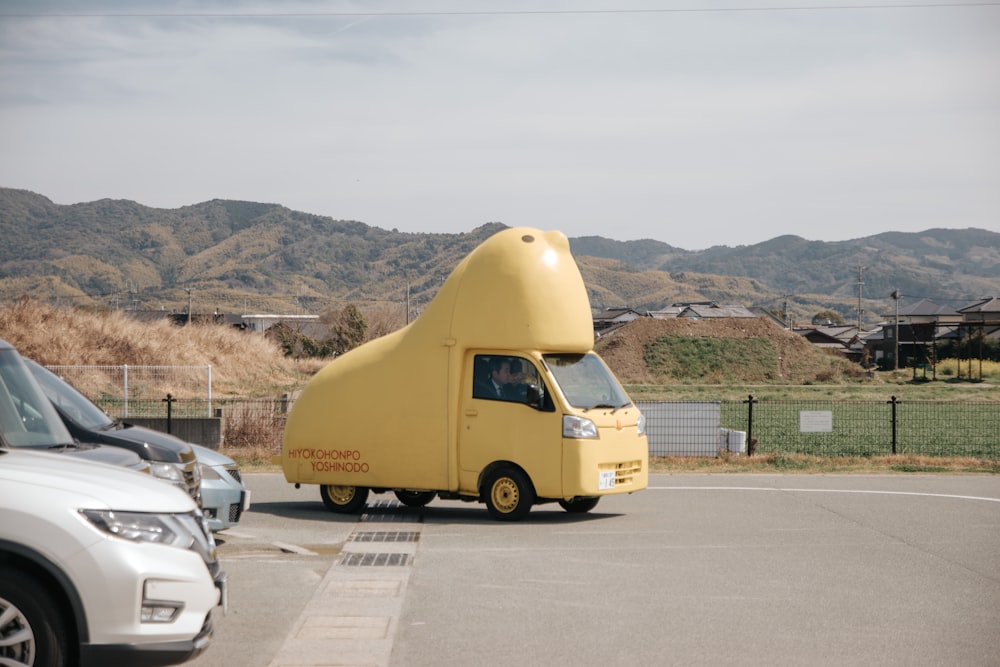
(26, 359, 115, 430)
(471, 354, 553, 410)
(0, 349, 75, 448)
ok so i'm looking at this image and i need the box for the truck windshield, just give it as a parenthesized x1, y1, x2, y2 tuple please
(0, 349, 76, 448)
(542, 353, 632, 410)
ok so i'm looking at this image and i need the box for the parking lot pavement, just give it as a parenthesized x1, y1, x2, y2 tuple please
(191, 473, 1000, 667)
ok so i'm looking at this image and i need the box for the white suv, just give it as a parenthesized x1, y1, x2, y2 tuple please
(0, 449, 226, 666)
(0, 338, 226, 667)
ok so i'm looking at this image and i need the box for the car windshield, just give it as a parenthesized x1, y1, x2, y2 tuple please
(542, 353, 632, 410)
(25, 359, 115, 431)
(0, 349, 76, 448)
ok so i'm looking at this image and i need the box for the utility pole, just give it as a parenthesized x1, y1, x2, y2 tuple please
(855, 266, 865, 332)
(890, 289, 901, 370)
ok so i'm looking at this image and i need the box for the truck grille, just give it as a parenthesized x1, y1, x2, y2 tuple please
(604, 460, 642, 487)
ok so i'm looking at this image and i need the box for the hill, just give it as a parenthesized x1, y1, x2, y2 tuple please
(1, 187, 997, 325)
(595, 316, 858, 385)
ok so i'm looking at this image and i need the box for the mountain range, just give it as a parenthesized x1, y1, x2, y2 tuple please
(1, 187, 997, 325)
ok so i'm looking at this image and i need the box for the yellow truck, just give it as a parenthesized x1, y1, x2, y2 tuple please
(275, 227, 648, 520)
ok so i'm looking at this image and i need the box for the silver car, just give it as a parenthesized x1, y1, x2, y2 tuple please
(191, 443, 251, 532)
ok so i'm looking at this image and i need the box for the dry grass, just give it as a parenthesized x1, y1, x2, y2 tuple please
(222, 404, 286, 467)
(0, 299, 311, 396)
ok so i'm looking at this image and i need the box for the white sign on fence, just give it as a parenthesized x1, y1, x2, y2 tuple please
(800, 410, 833, 433)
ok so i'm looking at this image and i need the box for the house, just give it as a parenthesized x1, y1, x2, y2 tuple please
(952, 297, 1000, 358)
(240, 314, 320, 334)
(750, 307, 788, 329)
(593, 307, 643, 333)
(793, 325, 865, 362)
(958, 297, 1000, 327)
(865, 298, 959, 370)
(677, 303, 758, 319)
(863, 297, 1000, 371)
(646, 307, 684, 319)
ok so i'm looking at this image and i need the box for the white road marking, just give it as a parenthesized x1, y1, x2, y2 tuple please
(648, 486, 1000, 503)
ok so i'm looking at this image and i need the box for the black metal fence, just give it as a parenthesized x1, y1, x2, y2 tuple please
(101, 395, 1000, 460)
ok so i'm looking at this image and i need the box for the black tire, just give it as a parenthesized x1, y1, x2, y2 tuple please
(0, 566, 68, 667)
(319, 485, 370, 514)
(393, 490, 436, 507)
(482, 467, 536, 521)
(558, 496, 601, 513)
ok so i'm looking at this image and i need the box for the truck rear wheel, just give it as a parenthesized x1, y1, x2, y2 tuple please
(558, 496, 600, 513)
(483, 467, 535, 521)
(394, 490, 436, 507)
(319, 485, 369, 514)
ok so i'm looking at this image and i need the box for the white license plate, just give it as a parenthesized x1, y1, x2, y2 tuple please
(598, 470, 616, 490)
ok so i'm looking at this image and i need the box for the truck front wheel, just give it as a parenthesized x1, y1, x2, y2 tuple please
(320, 485, 369, 514)
(483, 467, 535, 521)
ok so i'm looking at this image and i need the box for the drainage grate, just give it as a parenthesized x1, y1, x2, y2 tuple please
(360, 511, 421, 523)
(340, 552, 411, 567)
(351, 531, 420, 543)
(367, 499, 403, 509)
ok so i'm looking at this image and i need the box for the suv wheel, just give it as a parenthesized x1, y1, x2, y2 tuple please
(0, 566, 68, 667)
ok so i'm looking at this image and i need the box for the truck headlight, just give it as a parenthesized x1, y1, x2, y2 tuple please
(563, 415, 598, 439)
(637, 412, 646, 436)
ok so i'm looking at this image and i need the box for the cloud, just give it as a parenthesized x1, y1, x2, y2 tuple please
(1, 1, 998, 249)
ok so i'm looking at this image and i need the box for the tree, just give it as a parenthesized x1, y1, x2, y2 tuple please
(267, 322, 335, 359)
(324, 304, 367, 355)
(811, 310, 845, 326)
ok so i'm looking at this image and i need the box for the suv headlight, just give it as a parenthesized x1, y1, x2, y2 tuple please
(199, 462, 221, 480)
(637, 411, 646, 436)
(82, 510, 195, 549)
(149, 462, 185, 485)
(563, 415, 598, 439)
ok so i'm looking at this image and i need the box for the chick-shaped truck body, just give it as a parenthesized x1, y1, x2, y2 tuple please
(277, 227, 648, 520)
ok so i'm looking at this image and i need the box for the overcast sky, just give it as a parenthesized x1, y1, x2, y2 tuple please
(1, 1, 997, 250)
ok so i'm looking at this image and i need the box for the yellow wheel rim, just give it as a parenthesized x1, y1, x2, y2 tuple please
(490, 477, 519, 514)
(326, 485, 356, 506)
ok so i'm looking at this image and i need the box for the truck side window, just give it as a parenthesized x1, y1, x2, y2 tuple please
(472, 355, 552, 410)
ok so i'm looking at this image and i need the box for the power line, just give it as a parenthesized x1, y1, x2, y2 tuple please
(3, 3, 999, 18)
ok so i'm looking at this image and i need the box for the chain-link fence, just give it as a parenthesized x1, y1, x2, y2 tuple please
(45, 365, 212, 417)
(639, 397, 1000, 458)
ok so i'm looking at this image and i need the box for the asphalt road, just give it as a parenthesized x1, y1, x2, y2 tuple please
(188, 473, 1000, 667)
